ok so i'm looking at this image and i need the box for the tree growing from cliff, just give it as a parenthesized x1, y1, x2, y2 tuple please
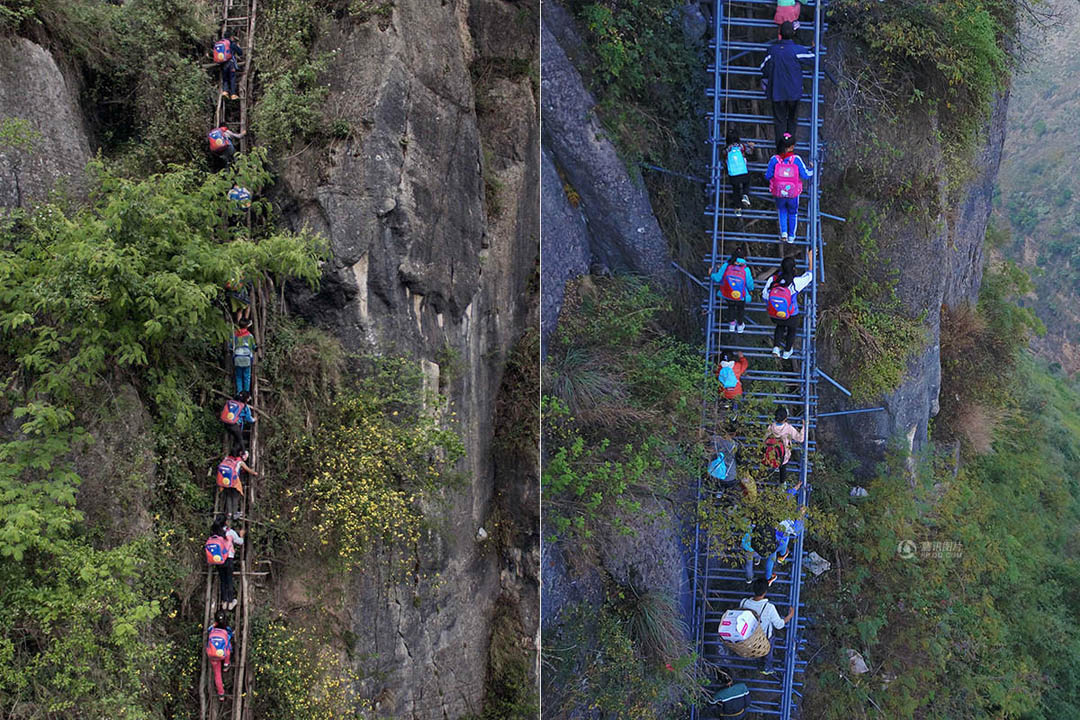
(0, 151, 325, 715)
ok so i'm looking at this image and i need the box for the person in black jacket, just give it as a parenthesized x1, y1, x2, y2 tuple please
(759, 21, 815, 143)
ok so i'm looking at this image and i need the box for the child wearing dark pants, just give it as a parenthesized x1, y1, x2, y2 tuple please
(724, 132, 755, 217)
(711, 247, 754, 334)
(762, 250, 814, 360)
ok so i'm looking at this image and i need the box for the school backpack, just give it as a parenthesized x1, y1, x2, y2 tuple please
(717, 364, 738, 389)
(769, 156, 803, 198)
(220, 400, 245, 425)
(726, 145, 748, 176)
(228, 186, 252, 208)
(710, 680, 751, 717)
(720, 264, 748, 301)
(216, 457, 242, 489)
(204, 535, 230, 565)
(709, 452, 735, 482)
(206, 627, 232, 659)
(208, 128, 231, 153)
(762, 436, 785, 469)
(232, 334, 255, 368)
(212, 39, 233, 63)
(766, 284, 798, 319)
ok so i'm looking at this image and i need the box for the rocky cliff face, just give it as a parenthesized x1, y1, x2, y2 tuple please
(539, 4, 673, 350)
(275, 0, 538, 715)
(0, 37, 90, 208)
(818, 39, 1010, 464)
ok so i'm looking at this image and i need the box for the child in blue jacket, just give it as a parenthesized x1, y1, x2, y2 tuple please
(765, 133, 814, 243)
(711, 247, 754, 333)
(724, 132, 755, 216)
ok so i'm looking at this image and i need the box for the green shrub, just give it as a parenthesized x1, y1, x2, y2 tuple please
(819, 209, 927, 401)
(542, 276, 702, 549)
(832, 0, 1018, 163)
(543, 587, 699, 718)
(250, 615, 368, 720)
(279, 356, 464, 574)
(252, 0, 334, 151)
(570, 0, 701, 165)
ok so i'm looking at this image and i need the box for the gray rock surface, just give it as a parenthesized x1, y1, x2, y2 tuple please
(540, 145, 590, 356)
(680, 3, 708, 43)
(276, 0, 538, 715)
(0, 38, 90, 208)
(540, 12, 673, 283)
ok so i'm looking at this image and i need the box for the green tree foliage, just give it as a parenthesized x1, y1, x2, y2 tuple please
(938, 260, 1044, 445)
(805, 358, 1080, 718)
(0, 152, 325, 715)
(806, 265, 1077, 718)
(832, 0, 1019, 156)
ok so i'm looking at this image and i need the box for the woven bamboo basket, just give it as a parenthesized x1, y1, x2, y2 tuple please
(720, 608, 771, 658)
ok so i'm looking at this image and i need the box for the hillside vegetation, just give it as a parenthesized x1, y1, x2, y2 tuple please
(0, 1, 468, 716)
(994, 0, 1080, 373)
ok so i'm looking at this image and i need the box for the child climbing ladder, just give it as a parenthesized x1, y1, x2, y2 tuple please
(199, 1, 261, 718)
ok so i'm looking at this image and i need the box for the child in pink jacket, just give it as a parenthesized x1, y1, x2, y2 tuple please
(765, 406, 804, 484)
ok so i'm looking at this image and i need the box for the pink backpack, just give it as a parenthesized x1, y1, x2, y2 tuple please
(769, 156, 803, 198)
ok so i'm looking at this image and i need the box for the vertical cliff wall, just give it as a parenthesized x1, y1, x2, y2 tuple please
(274, 0, 538, 715)
(817, 37, 1010, 465)
(0, 37, 90, 208)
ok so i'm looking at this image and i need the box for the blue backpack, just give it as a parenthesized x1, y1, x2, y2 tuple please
(727, 145, 748, 176)
(709, 453, 735, 482)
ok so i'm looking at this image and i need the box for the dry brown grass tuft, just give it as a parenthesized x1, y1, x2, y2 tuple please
(951, 402, 998, 456)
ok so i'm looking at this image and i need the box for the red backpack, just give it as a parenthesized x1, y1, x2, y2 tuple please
(762, 437, 786, 469)
(206, 627, 232, 658)
(720, 264, 748, 301)
(216, 457, 243, 490)
(212, 39, 233, 63)
(767, 284, 798, 319)
(220, 400, 245, 425)
(204, 535, 231, 565)
(208, 128, 230, 152)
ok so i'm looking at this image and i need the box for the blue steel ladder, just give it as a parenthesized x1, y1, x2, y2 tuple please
(690, 1, 827, 718)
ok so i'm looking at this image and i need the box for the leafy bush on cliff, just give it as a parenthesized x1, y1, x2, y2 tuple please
(831, 0, 1019, 159)
(571, 0, 701, 165)
(0, 0, 217, 171)
(542, 276, 701, 550)
(543, 583, 699, 718)
(0, 153, 325, 716)
(282, 356, 465, 575)
(938, 260, 1044, 450)
(819, 208, 927, 401)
